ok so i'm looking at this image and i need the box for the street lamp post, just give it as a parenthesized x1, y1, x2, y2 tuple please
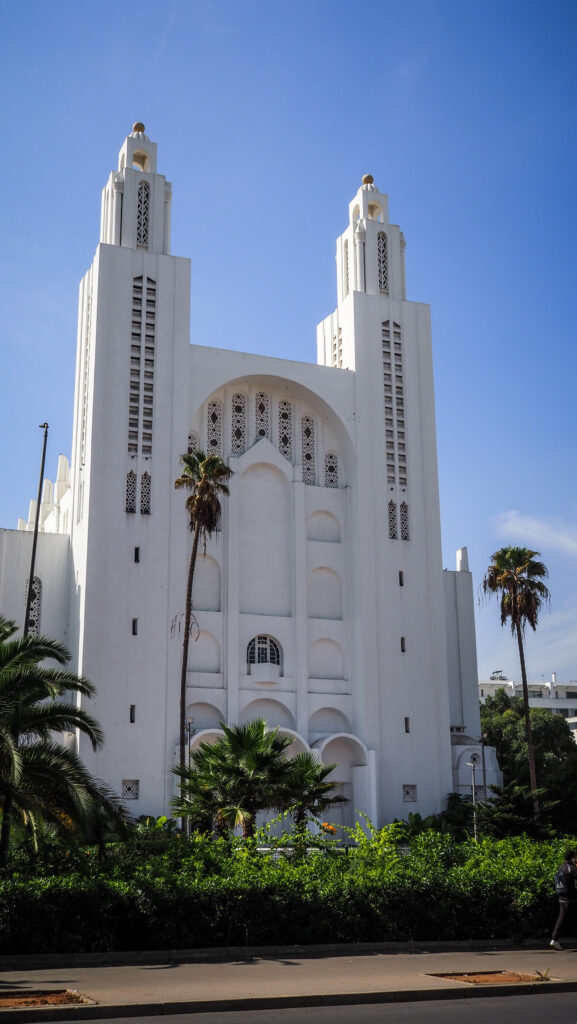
(24, 423, 49, 637)
(466, 760, 478, 842)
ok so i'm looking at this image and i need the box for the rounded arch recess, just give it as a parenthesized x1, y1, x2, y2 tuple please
(307, 510, 341, 542)
(185, 702, 223, 732)
(240, 698, 296, 731)
(192, 374, 355, 476)
(309, 707, 351, 735)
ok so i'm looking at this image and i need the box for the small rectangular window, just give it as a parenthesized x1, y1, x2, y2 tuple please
(130, 705, 136, 723)
(401, 636, 406, 652)
(134, 547, 140, 563)
(132, 618, 138, 636)
(399, 571, 404, 586)
(404, 717, 410, 733)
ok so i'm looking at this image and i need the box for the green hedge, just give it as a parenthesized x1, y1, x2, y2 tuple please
(0, 830, 570, 954)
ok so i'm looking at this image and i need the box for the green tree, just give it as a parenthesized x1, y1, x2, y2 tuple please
(481, 689, 577, 835)
(481, 547, 550, 821)
(280, 751, 347, 830)
(174, 450, 232, 769)
(172, 719, 295, 838)
(0, 617, 122, 866)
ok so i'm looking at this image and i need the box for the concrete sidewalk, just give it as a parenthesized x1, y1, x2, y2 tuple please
(1, 942, 577, 1021)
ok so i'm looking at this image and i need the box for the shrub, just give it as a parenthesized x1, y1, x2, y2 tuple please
(0, 830, 571, 954)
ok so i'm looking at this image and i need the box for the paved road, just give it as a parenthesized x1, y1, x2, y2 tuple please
(84, 991, 577, 1024)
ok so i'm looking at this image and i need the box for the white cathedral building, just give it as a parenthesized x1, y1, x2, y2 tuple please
(0, 124, 500, 825)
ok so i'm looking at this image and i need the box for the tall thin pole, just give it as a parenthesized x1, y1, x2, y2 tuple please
(24, 423, 49, 636)
(471, 763, 477, 842)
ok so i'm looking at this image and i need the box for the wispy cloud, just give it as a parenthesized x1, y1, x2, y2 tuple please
(151, 4, 179, 68)
(493, 510, 577, 560)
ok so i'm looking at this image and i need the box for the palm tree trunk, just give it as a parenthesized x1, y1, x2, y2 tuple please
(179, 524, 201, 768)
(0, 795, 13, 868)
(515, 620, 540, 823)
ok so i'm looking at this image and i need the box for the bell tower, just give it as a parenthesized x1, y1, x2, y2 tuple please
(100, 122, 172, 254)
(69, 123, 190, 814)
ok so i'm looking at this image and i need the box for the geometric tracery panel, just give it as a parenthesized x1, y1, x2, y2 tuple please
(136, 182, 150, 248)
(231, 393, 247, 454)
(324, 451, 339, 488)
(301, 416, 316, 485)
(255, 392, 271, 441)
(377, 231, 388, 293)
(207, 399, 223, 455)
(278, 400, 293, 461)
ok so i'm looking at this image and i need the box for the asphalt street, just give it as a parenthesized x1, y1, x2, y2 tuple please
(82, 991, 577, 1024)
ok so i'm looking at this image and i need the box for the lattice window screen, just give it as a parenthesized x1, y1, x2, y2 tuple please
(231, 393, 247, 454)
(255, 392, 271, 440)
(301, 416, 316, 485)
(278, 401, 293, 461)
(140, 472, 151, 515)
(141, 278, 156, 456)
(207, 400, 223, 455)
(325, 451, 339, 488)
(25, 576, 41, 636)
(400, 502, 409, 541)
(136, 182, 150, 247)
(187, 431, 200, 455)
(382, 320, 408, 493)
(128, 277, 142, 454)
(388, 501, 398, 539)
(402, 784, 417, 802)
(122, 779, 140, 799)
(377, 231, 388, 293)
(126, 471, 137, 513)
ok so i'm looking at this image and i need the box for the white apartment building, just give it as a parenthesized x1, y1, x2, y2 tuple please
(480, 673, 577, 737)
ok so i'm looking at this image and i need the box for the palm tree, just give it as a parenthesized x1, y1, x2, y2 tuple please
(482, 547, 550, 822)
(0, 617, 123, 865)
(174, 451, 232, 768)
(172, 719, 295, 838)
(280, 752, 347, 831)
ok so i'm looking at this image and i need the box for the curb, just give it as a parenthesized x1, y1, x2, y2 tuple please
(3, 980, 577, 1023)
(0, 938, 562, 972)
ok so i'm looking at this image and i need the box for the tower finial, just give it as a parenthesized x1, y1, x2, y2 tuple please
(132, 121, 145, 134)
(362, 174, 374, 185)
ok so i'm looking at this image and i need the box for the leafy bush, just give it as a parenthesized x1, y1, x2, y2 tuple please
(0, 828, 572, 954)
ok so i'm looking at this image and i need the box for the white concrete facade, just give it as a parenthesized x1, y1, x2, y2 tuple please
(0, 128, 497, 824)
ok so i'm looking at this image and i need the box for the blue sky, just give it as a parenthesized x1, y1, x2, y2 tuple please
(1, 0, 576, 682)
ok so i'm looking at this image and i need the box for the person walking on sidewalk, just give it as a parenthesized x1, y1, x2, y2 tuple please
(550, 849, 577, 950)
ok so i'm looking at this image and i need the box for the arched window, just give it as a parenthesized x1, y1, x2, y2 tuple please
(136, 181, 150, 247)
(301, 416, 316, 485)
(247, 635, 281, 668)
(324, 451, 339, 488)
(126, 471, 137, 513)
(377, 231, 388, 293)
(207, 399, 223, 455)
(231, 393, 247, 454)
(25, 576, 41, 636)
(255, 391, 271, 440)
